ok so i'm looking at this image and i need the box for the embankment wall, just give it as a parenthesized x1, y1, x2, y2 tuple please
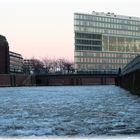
(0, 74, 36, 87)
(116, 70, 140, 95)
(35, 74, 115, 86)
(0, 74, 116, 87)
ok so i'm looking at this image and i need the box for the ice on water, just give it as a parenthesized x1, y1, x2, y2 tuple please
(0, 85, 140, 136)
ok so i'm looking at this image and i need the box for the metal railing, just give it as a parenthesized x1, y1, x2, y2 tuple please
(76, 69, 118, 75)
(36, 69, 118, 76)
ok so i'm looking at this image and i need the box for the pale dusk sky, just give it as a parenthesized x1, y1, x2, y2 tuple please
(0, 0, 140, 60)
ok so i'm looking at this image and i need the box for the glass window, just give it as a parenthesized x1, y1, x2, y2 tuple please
(98, 17, 101, 21)
(108, 18, 111, 22)
(111, 18, 114, 22)
(132, 21, 136, 25)
(105, 18, 108, 22)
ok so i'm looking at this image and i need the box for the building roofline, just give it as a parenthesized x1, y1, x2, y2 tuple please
(10, 51, 22, 55)
(74, 12, 140, 21)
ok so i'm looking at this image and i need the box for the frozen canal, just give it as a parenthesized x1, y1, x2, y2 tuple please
(0, 85, 140, 137)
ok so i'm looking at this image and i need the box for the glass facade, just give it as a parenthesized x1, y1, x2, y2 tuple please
(74, 12, 140, 71)
(75, 51, 138, 70)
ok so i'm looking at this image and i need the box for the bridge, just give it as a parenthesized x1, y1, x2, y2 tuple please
(35, 70, 118, 86)
(0, 70, 117, 87)
(116, 55, 140, 95)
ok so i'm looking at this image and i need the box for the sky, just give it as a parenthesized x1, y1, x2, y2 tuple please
(1, 0, 140, 61)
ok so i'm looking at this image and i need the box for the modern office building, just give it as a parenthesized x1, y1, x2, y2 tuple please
(74, 11, 140, 72)
(9, 51, 23, 73)
(0, 35, 10, 74)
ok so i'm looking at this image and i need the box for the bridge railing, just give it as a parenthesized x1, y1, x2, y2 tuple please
(36, 69, 118, 76)
(76, 69, 118, 75)
(121, 55, 140, 75)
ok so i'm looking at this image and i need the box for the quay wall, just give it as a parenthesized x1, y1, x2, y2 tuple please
(0, 74, 11, 86)
(116, 55, 140, 95)
(0, 74, 116, 87)
(116, 69, 140, 95)
(0, 74, 36, 87)
(35, 74, 115, 86)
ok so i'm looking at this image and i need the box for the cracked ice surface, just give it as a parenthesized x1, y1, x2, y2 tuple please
(0, 85, 140, 137)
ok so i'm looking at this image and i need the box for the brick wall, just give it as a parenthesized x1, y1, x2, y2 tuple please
(0, 74, 36, 87)
(36, 75, 116, 86)
(0, 74, 11, 86)
(0, 74, 116, 87)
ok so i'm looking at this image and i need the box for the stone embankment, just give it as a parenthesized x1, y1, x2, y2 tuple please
(116, 55, 140, 95)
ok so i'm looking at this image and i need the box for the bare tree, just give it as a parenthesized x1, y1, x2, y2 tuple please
(23, 57, 74, 75)
(62, 59, 74, 73)
(22, 63, 30, 74)
(31, 58, 44, 74)
(42, 57, 74, 74)
(42, 57, 55, 73)
(55, 58, 74, 74)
